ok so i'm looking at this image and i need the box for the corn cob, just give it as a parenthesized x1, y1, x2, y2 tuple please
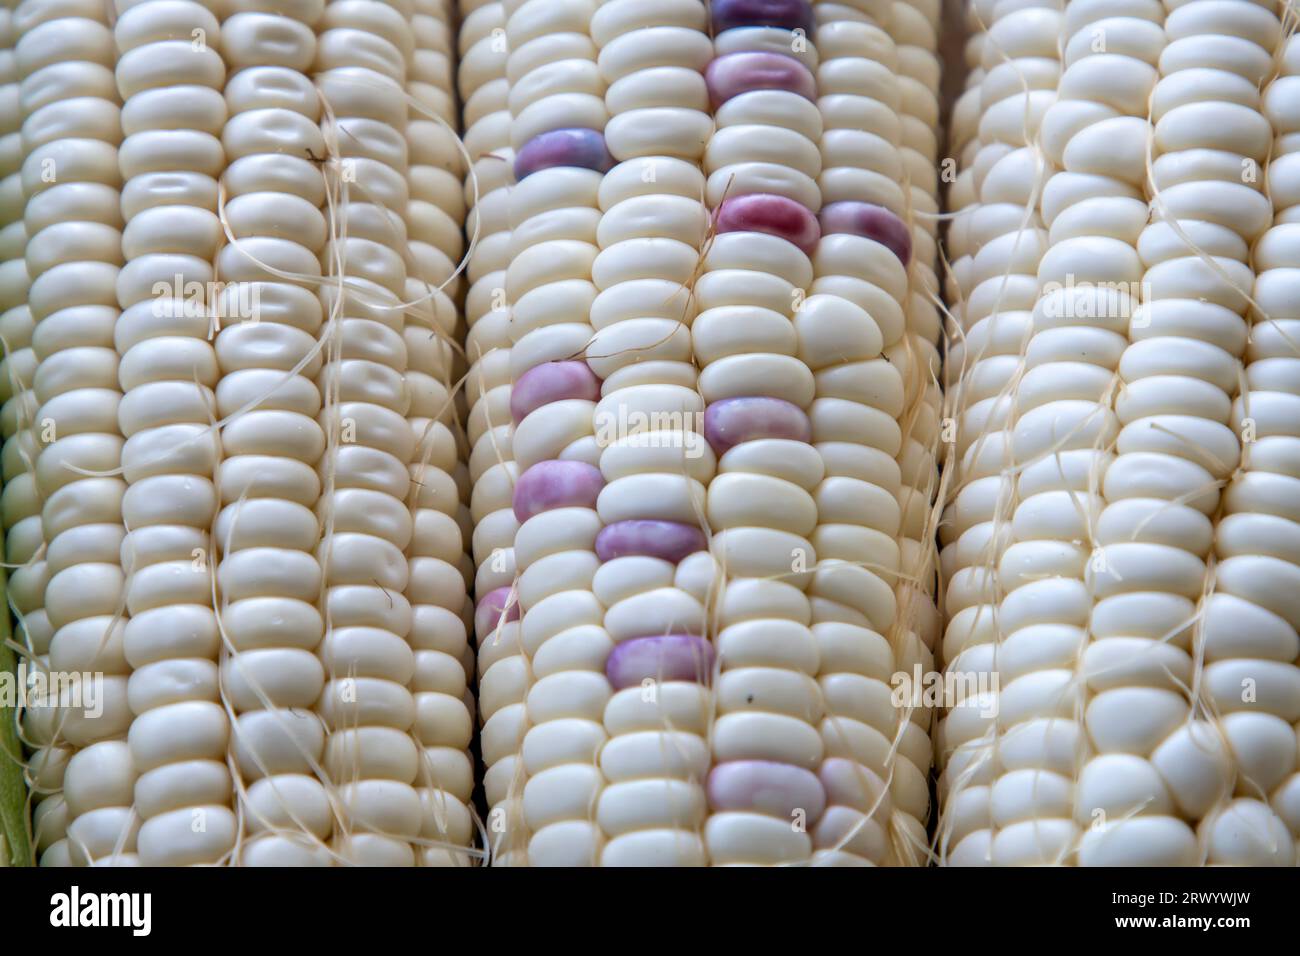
(938, 0, 1299, 867)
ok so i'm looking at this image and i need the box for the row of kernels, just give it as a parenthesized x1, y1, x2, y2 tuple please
(403, 0, 478, 866)
(455, 0, 522, 865)
(106, 0, 234, 867)
(939, 3, 987, 317)
(1221, 28, 1300, 854)
(808, 5, 928, 866)
(698, 0, 830, 866)
(883, 1, 944, 681)
(311, 0, 432, 867)
(15, 0, 133, 866)
(498, 0, 612, 866)
(214, 0, 333, 866)
(587, 0, 713, 867)
(0, 0, 51, 861)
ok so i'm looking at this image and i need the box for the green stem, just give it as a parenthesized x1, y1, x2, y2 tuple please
(0, 571, 31, 865)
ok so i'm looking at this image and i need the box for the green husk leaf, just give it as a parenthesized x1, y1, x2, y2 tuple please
(0, 571, 31, 865)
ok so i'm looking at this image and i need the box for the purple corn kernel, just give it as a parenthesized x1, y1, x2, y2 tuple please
(474, 586, 519, 636)
(711, 0, 814, 36)
(512, 460, 604, 522)
(703, 396, 811, 454)
(606, 635, 715, 690)
(594, 519, 707, 564)
(819, 201, 912, 267)
(704, 51, 816, 109)
(510, 360, 602, 425)
(715, 193, 820, 255)
(513, 128, 614, 180)
(707, 760, 828, 824)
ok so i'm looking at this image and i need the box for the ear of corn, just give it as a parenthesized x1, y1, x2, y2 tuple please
(937, 0, 1300, 867)
(2, 0, 1296, 869)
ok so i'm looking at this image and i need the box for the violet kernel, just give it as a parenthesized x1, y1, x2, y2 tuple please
(594, 519, 708, 564)
(704, 51, 817, 109)
(707, 759, 828, 824)
(606, 635, 715, 690)
(715, 193, 820, 255)
(514, 128, 614, 180)
(819, 201, 912, 266)
(511, 360, 602, 424)
(711, 0, 814, 37)
(703, 396, 812, 454)
(512, 459, 604, 523)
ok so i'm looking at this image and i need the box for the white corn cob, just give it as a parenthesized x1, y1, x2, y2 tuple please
(106, 0, 233, 867)
(16, 0, 135, 866)
(402, 0, 480, 867)
(457, 0, 524, 866)
(4, 0, 473, 866)
(586, 0, 713, 866)
(938, 0, 1300, 867)
(936, 0, 1062, 865)
(215, 0, 335, 866)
